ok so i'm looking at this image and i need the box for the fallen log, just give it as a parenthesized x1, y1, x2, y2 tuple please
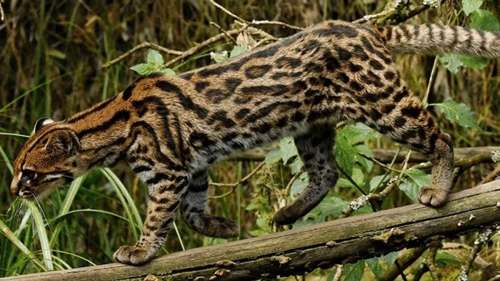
(5, 180, 500, 281)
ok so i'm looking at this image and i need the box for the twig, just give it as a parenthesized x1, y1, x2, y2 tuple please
(164, 28, 244, 68)
(423, 57, 439, 106)
(251, 20, 303, 31)
(102, 42, 182, 69)
(209, 0, 302, 31)
(480, 164, 500, 184)
(353, 0, 431, 25)
(209, 161, 265, 199)
(209, 22, 238, 45)
(380, 246, 427, 281)
(283, 173, 300, 198)
(0, 0, 4, 22)
(342, 151, 412, 217)
(209, 0, 247, 24)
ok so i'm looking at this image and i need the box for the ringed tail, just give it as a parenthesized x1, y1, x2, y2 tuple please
(378, 24, 500, 58)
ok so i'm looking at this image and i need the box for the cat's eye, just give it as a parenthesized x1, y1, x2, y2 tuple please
(21, 170, 38, 184)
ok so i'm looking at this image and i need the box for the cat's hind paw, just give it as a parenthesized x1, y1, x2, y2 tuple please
(113, 245, 155, 265)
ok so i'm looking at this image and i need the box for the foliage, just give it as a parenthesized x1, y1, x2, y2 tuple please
(440, 0, 500, 73)
(432, 100, 479, 128)
(130, 50, 176, 76)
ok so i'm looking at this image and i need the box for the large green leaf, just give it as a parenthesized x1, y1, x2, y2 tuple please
(400, 168, 430, 202)
(342, 260, 365, 281)
(439, 54, 463, 74)
(365, 257, 385, 279)
(432, 100, 478, 128)
(470, 9, 500, 31)
(335, 124, 376, 176)
(290, 172, 309, 197)
(279, 137, 299, 165)
(335, 131, 357, 176)
(462, 0, 484, 15)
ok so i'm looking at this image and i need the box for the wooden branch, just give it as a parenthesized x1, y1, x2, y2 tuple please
(102, 42, 182, 69)
(6, 180, 500, 281)
(229, 146, 499, 165)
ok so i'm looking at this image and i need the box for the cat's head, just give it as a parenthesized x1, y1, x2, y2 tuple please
(10, 118, 83, 199)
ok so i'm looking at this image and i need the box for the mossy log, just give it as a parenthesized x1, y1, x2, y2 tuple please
(4, 180, 500, 281)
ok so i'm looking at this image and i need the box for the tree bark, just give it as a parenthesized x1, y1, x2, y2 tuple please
(4, 180, 500, 281)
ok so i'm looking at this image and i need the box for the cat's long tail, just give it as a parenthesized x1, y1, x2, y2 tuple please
(379, 24, 500, 58)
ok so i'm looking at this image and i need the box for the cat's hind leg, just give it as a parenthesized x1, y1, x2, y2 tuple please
(180, 169, 239, 238)
(273, 124, 339, 225)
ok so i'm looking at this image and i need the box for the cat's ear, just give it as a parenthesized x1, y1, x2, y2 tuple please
(45, 129, 80, 156)
(32, 117, 55, 135)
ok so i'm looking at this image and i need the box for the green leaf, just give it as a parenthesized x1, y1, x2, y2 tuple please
(342, 260, 365, 281)
(400, 168, 430, 202)
(369, 175, 388, 192)
(470, 9, 500, 31)
(288, 157, 303, 175)
(230, 45, 248, 58)
(366, 257, 385, 279)
(436, 251, 462, 267)
(462, 0, 483, 16)
(130, 63, 157, 76)
(210, 50, 229, 63)
(315, 196, 349, 218)
(439, 54, 463, 73)
(264, 148, 282, 165)
(146, 49, 164, 65)
(341, 123, 376, 144)
(290, 172, 309, 197)
(279, 137, 298, 165)
(433, 100, 478, 128)
(405, 168, 431, 187)
(459, 56, 489, 69)
(381, 251, 399, 266)
(159, 68, 176, 76)
(335, 131, 356, 176)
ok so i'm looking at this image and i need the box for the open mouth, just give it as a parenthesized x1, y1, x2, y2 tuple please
(18, 190, 37, 199)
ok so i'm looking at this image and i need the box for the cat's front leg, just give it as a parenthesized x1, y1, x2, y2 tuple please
(114, 169, 188, 265)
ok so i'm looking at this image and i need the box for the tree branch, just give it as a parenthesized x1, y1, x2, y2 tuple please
(6, 180, 500, 281)
(229, 146, 499, 165)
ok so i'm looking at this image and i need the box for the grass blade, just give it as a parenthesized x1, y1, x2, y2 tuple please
(0, 217, 46, 271)
(100, 168, 142, 236)
(25, 201, 53, 271)
(50, 175, 86, 246)
(0, 145, 13, 174)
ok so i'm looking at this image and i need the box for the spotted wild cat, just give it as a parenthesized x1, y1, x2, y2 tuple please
(10, 20, 500, 265)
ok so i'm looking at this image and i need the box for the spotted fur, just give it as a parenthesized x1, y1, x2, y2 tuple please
(10, 20, 500, 265)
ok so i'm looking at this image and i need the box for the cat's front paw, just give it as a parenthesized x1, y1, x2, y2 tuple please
(419, 187, 448, 207)
(113, 245, 155, 265)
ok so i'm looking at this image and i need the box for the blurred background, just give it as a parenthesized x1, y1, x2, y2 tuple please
(0, 0, 499, 280)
